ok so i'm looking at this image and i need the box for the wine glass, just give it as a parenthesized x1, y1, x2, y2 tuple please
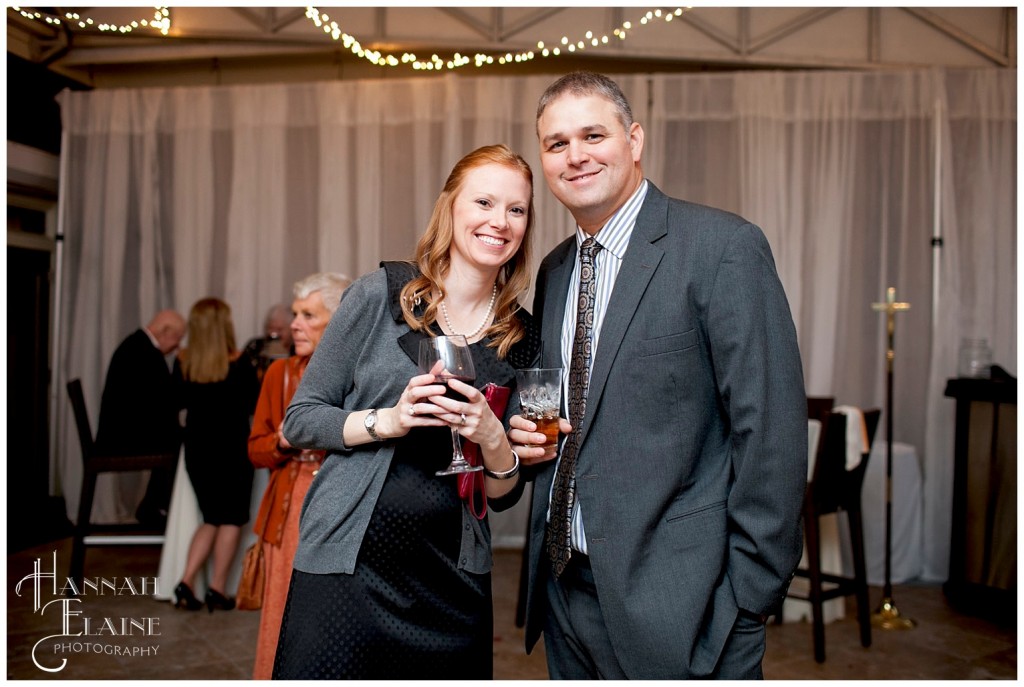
(418, 335, 483, 476)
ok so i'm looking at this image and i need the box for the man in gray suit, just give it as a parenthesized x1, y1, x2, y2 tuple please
(508, 71, 807, 679)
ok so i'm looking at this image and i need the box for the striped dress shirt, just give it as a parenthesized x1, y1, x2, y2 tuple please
(548, 179, 649, 555)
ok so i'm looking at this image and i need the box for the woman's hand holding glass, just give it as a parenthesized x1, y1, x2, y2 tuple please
(379, 372, 449, 439)
(424, 375, 505, 452)
(379, 368, 504, 450)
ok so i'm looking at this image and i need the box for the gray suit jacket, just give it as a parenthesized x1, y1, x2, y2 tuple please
(522, 183, 807, 678)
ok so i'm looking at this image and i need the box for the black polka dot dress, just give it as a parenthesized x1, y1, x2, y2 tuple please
(272, 342, 510, 680)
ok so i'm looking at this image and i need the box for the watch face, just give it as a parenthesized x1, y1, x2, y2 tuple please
(364, 409, 380, 441)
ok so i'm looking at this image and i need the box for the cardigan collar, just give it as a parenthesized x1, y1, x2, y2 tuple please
(382, 261, 534, 388)
(382, 261, 434, 367)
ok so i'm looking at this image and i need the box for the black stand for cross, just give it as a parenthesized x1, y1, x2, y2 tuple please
(870, 287, 916, 631)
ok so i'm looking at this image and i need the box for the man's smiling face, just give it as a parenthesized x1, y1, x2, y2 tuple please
(537, 93, 644, 234)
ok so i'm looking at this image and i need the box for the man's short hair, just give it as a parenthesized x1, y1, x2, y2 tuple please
(536, 71, 634, 135)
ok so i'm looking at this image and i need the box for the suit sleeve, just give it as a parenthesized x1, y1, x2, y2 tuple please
(95, 341, 133, 449)
(707, 223, 807, 616)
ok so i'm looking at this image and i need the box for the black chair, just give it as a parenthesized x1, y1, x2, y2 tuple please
(786, 407, 881, 663)
(807, 396, 835, 423)
(65, 378, 178, 586)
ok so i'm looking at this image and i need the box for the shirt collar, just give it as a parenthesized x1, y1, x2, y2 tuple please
(574, 178, 649, 260)
(142, 326, 160, 350)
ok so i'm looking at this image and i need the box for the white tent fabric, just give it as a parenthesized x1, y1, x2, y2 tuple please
(55, 68, 1015, 582)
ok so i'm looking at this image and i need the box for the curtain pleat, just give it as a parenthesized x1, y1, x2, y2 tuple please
(55, 68, 1015, 575)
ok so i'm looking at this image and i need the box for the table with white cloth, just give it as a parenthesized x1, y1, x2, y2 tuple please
(154, 450, 268, 601)
(839, 441, 924, 586)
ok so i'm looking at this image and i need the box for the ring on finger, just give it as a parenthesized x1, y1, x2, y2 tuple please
(409, 404, 416, 416)
(460, 413, 467, 426)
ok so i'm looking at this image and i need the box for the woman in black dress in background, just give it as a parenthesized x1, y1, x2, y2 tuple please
(274, 145, 539, 679)
(171, 297, 259, 612)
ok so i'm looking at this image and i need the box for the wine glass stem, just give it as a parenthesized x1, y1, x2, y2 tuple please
(450, 427, 467, 465)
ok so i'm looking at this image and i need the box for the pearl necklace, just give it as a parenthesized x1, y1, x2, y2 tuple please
(440, 283, 497, 339)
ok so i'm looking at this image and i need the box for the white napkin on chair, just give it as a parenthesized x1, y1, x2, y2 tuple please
(806, 419, 822, 481)
(831, 405, 870, 471)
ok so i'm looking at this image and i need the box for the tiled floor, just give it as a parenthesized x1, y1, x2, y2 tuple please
(7, 538, 1016, 680)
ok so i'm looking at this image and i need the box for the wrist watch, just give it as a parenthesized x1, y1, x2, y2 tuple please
(364, 408, 382, 442)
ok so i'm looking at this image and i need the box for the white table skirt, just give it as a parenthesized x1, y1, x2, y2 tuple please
(840, 441, 923, 586)
(154, 451, 268, 601)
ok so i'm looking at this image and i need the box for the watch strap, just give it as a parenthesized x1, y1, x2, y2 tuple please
(364, 408, 382, 442)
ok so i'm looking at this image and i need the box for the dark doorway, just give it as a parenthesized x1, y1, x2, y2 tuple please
(7, 245, 71, 552)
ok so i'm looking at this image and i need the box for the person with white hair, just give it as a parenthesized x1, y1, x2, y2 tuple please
(247, 271, 351, 679)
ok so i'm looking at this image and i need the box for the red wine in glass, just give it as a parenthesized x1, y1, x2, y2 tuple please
(436, 374, 475, 404)
(417, 336, 482, 476)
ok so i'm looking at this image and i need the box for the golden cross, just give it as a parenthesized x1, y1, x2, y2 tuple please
(872, 287, 911, 369)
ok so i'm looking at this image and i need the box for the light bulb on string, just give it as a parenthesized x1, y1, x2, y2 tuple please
(300, 5, 693, 69)
(8, 5, 693, 70)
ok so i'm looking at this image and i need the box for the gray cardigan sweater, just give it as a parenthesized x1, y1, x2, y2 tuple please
(282, 264, 535, 576)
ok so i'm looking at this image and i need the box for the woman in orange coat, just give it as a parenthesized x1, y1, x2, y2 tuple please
(247, 272, 351, 679)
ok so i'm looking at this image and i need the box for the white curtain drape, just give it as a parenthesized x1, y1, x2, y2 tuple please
(55, 68, 1014, 578)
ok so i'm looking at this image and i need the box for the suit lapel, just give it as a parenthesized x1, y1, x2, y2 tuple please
(541, 240, 576, 370)
(580, 187, 668, 442)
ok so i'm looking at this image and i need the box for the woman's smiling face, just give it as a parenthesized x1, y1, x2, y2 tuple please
(447, 162, 532, 274)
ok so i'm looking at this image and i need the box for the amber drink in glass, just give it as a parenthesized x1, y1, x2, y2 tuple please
(515, 368, 563, 459)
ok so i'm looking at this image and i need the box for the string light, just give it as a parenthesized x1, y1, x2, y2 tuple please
(9, 6, 692, 68)
(306, 6, 693, 71)
(11, 6, 172, 35)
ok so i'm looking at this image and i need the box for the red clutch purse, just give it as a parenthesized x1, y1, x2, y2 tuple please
(459, 383, 510, 520)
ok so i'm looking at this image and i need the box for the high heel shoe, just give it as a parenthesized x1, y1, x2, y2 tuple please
(205, 587, 236, 613)
(173, 582, 203, 611)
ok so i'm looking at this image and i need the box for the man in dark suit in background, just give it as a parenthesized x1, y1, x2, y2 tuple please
(243, 302, 295, 384)
(96, 309, 186, 527)
(509, 72, 807, 679)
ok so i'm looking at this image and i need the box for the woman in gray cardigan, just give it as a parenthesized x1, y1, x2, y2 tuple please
(274, 144, 540, 679)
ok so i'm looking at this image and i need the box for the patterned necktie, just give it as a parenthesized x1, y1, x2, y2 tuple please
(547, 237, 602, 577)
